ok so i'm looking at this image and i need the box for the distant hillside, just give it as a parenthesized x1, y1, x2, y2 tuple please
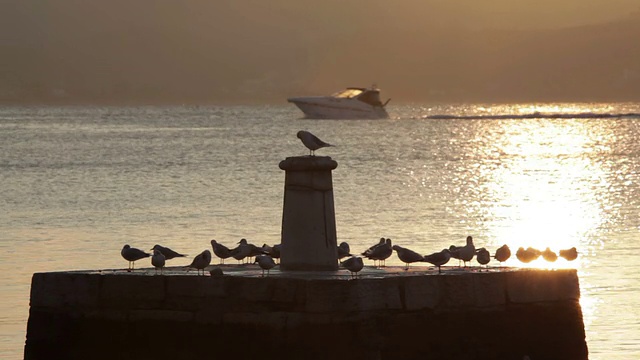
(0, 1, 638, 104)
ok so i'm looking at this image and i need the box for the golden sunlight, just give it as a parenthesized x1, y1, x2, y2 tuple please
(482, 116, 607, 270)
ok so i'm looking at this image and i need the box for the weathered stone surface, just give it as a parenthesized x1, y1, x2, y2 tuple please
(507, 269, 580, 303)
(25, 268, 588, 360)
(100, 274, 165, 308)
(472, 271, 507, 309)
(305, 278, 402, 313)
(129, 309, 193, 322)
(279, 156, 338, 173)
(439, 272, 476, 309)
(30, 272, 101, 308)
(280, 156, 339, 271)
(401, 275, 441, 310)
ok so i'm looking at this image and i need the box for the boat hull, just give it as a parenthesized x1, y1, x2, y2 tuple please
(288, 97, 389, 119)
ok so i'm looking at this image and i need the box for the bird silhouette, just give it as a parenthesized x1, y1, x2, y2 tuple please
(151, 249, 166, 274)
(363, 238, 393, 267)
(476, 247, 491, 269)
(254, 255, 276, 277)
(297, 130, 334, 156)
(516, 247, 541, 263)
(542, 247, 558, 262)
(188, 250, 212, 275)
(449, 236, 475, 267)
(494, 244, 511, 265)
(392, 245, 424, 270)
(422, 249, 452, 274)
(210, 239, 233, 264)
(261, 243, 282, 262)
(337, 242, 352, 260)
(559, 247, 578, 261)
(340, 256, 364, 279)
(121, 244, 150, 271)
(150, 244, 187, 260)
(230, 238, 252, 264)
(248, 241, 268, 262)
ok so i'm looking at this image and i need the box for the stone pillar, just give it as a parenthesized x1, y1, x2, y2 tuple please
(279, 156, 338, 271)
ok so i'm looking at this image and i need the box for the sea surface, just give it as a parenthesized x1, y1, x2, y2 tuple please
(1, 103, 640, 359)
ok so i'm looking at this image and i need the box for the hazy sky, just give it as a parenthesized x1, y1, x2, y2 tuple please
(1, 0, 639, 103)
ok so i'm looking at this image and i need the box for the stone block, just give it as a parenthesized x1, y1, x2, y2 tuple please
(402, 275, 441, 311)
(222, 311, 288, 331)
(224, 276, 276, 302)
(100, 274, 165, 308)
(507, 269, 580, 303)
(305, 278, 402, 313)
(129, 309, 194, 322)
(439, 273, 475, 309)
(472, 272, 507, 309)
(270, 278, 306, 307)
(193, 307, 224, 325)
(30, 272, 101, 309)
(166, 276, 225, 298)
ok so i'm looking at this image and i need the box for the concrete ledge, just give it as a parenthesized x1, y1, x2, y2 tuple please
(25, 267, 588, 360)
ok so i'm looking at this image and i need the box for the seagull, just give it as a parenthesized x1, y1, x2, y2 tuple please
(392, 245, 424, 270)
(151, 249, 166, 274)
(248, 242, 268, 262)
(230, 238, 252, 264)
(494, 244, 511, 265)
(262, 243, 282, 263)
(121, 244, 151, 271)
(187, 250, 212, 275)
(422, 249, 452, 274)
(210, 239, 233, 264)
(261, 243, 279, 259)
(449, 236, 475, 267)
(337, 242, 352, 260)
(363, 238, 393, 267)
(516, 247, 540, 263)
(476, 247, 491, 269)
(559, 247, 578, 261)
(362, 237, 386, 266)
(254, 255, 276, 277)
(340, 256, 364, 279)
(150, 244, 187, 260)
(297, 130, 333, 156)
(542, 247, 558, 262)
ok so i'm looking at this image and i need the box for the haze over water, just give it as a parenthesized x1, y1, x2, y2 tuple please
(1, 104, 639, 359)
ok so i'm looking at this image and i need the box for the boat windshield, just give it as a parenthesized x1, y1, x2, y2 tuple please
(331, 88, 364, 99)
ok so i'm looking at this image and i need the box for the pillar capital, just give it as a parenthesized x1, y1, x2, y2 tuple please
(279, 156, 338, 172)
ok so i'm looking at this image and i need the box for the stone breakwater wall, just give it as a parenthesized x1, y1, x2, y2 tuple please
(25, 268, 587, 360)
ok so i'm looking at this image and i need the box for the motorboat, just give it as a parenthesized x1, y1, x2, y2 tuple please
(287, 86, 390, 119)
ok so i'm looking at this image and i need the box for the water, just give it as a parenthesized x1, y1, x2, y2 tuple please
(1, 103, 640, 359)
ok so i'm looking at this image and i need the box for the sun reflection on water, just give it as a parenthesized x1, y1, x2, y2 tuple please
(465, 113, 622, 336)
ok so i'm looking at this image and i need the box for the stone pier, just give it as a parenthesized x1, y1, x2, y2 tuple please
(24, 267, 588, 360)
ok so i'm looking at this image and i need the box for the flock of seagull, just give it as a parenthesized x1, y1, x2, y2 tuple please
(120, 236, 579, 278)
(121, 132, 578, 277)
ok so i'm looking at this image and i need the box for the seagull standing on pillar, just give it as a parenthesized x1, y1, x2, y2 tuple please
(297, 130, 333, 156)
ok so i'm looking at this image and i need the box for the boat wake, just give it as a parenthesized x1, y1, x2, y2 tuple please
(425, 112, 640, 120)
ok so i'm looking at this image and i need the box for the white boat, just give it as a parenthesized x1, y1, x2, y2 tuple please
(287, 86, 390, 119)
